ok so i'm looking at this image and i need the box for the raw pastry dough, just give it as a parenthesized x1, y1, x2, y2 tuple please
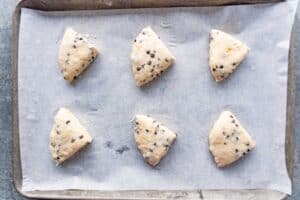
(134, 115, 177, 166)
(209, 29, 249, 82)
(130, 27, 175, 86)
(58, 28, 99, 82)
(49, 108, 92, 165)
(209, 111, 255, 167)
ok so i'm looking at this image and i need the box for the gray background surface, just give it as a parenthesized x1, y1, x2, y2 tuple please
(1, 1, 300, 199)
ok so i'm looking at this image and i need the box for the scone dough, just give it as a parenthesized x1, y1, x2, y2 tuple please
(209, 111, 255, 167)
(49, 108, 92, 165)
(58, 28, 99, 82)
(130, 27, 176, 86)
(209, 29, 249, 82)
(134, 115, 177, 166)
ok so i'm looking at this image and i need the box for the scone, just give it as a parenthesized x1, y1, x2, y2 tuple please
(49, 108, 92, 165)
(209, 29, 249, 82)
(58, 28, 99, 82)
(134, 115, 177, 166)
(130, 27, 175, 86)
(209, 111, 255, 167)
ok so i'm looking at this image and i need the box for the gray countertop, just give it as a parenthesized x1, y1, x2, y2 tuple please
(1, 1, 300, 199)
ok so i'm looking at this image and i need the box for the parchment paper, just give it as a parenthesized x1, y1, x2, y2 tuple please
(18, 0, 298, 194)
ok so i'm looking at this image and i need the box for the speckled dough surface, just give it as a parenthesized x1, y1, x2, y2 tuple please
(209, 29, 249, 82)
(49, 108, 92, 164)
(58, 28, 99, 82)
(130, 27, 175, 86)
(134, 115, 177, 166)
(209, 111, 255, 167)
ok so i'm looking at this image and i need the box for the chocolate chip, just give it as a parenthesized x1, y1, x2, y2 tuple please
(137, 67, 141, 71)
(79, 135, 84, 139)
(145, 129, 149, 132)
(148, 61, 152, 65)
(243, 152, 246, 156)
(56, 130, 60, 135)
(247, 149, 250, 152)
(50, 142, 55, 147)
(142, 32, 146, 35)
(149, 149, 153, 152)
(230, 115, 234, 118)
(92, 56, 95, 59)
(153, 142, 157, 146)
(164, 144, 169, 148)
(224, 142, 227, 145)
(236, 137, 239, 141)
(67, 53, 70, 56)
(220, 75, 225, 79)
(222, 131, 226, 136)
(235, 124, 239, 127)
(154, 131, 157, 135)
(232, 120, 235, 123)
(146, 50, 150, 54)
(134, 39, 136, 42)
(213, 68, 216, 71)
(150, 53, 155, 58)
(82, 64, 85, 68)
(151, 68, 154, 72)
(79, 37, 83, 40)
(219, 65, 224, 69)
(74, 40, 77, 43)
(235, 149, 239, 153)
(246, 143, 250, 146)
(165, 58, 169, 62)
(73, 76, 77, 80)
(66, 120, 70, 124)
(56, 157, 60, 160)
(226, 135, 230, 138)
(232, 63, 236, 66)
(73, 45, 76, 48)
(71, 139, 76, 143)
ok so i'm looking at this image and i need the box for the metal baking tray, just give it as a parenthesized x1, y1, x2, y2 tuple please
(12, 0, 295, 199)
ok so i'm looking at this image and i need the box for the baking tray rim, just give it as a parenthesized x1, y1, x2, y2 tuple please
(11, 0, 295, 199)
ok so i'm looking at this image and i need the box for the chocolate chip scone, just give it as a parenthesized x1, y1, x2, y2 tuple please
(209, 111, 255, 167)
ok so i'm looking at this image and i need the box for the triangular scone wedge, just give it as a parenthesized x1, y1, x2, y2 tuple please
(134, 115, 177, 166)
(209, 29, 249, 82)
(209, 111, 255, 167)
(130, 27, 176, 86)
(58, 28, 99, 82)
(49, 108, 92, 165)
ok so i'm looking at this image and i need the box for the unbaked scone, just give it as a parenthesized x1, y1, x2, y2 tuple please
(130, 27, 176, 86)
(134, 115, 177, 166)
(209, 29, 249, 82)
(209, 111, 255, 167)
(49, 108, 92, 165)
(58, 28, 99, 82)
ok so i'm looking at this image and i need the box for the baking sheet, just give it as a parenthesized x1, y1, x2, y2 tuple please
(18, 0, 297, 194)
